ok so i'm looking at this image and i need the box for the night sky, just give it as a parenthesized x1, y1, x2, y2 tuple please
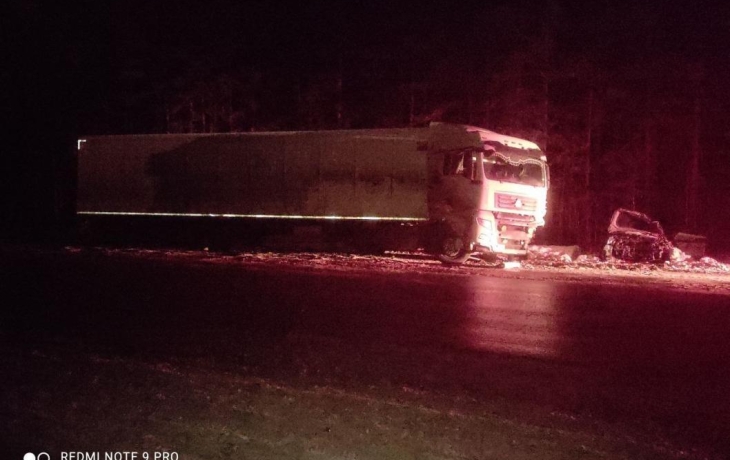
(4, 0, 730, 251)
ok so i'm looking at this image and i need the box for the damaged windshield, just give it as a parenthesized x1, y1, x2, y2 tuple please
(612, 210, 663, 235)
(483, 151, 545, 187)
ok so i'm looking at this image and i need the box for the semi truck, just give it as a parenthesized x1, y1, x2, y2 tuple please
(77, 123, 549, 264)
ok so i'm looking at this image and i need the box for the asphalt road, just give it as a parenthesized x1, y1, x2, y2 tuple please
(2, 249, 730, 457)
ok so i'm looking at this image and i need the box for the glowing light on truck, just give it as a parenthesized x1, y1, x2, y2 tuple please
(77, 211, 427, 221)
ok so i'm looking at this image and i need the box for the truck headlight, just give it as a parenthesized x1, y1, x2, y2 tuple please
(476, 218, 492, 231)
(476, 217, 494, 246)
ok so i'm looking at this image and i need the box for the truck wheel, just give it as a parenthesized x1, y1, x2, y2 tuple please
(437, 235, 471, 265)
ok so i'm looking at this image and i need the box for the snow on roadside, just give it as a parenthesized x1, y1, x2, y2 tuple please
(1, 243, 724, 294)
(527, 245, 730, 275)
(53, 243, 730, 276)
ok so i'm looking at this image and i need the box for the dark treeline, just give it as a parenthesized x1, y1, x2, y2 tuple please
(5, 0, 730, 253)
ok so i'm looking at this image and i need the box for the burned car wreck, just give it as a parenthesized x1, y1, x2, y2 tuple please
(602, 208, 674, 263)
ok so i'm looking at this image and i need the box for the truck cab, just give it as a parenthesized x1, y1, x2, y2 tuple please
(427, 124, 549, 263)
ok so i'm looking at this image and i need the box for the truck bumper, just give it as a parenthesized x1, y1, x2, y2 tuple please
(474, 213, 533, 256)
(473, 244, 528, 256)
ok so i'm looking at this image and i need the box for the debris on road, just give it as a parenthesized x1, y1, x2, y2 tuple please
(527, 245, 580, 265)
(528, 244, 729, 274)
(502, 261, 522, 269)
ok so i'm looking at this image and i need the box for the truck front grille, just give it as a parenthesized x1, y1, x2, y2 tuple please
(494, 212, 533, 225)
(495, 193, 537, 212)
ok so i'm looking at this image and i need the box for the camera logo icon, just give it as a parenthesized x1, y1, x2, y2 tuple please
(25, 453, 50, 460)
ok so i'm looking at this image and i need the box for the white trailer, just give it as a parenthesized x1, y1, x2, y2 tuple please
(77, 123, 548, 263)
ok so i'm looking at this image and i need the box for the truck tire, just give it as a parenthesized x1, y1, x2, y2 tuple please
(437, 234, 471, 265)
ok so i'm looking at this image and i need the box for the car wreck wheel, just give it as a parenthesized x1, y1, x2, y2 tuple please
(613, 238, 634, 261)
(438, 235, 470, 265)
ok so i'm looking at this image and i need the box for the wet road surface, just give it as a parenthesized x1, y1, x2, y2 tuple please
(2, 248, 730, 457)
